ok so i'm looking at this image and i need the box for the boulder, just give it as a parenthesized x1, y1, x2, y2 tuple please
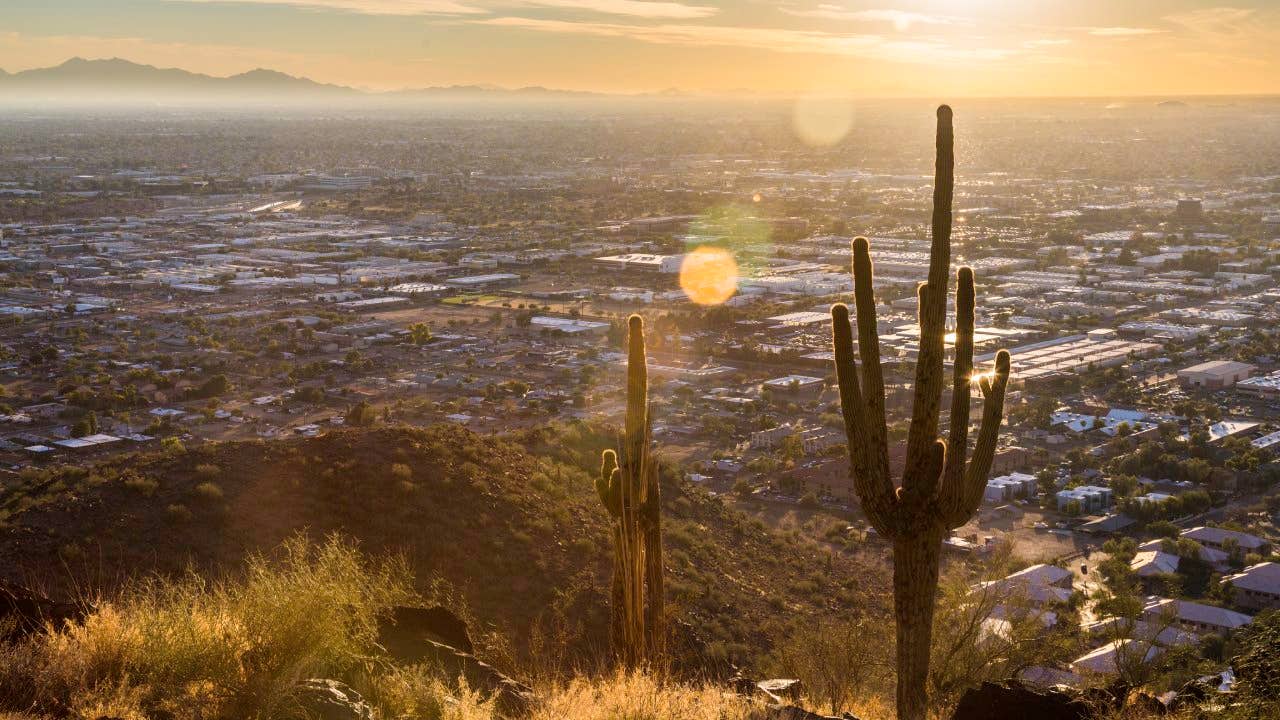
(949, 681, 1094, 720)
(0, 583, 80, 640)
(378, 605, 474, 656)
(764, 705, 860, 720)
(757, 678, 803, 703)
(293, 678, 374, 720)
(414, 639, 535, 717)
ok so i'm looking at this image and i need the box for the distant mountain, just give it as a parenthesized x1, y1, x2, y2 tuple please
(0, 57, 357, 100)
(0, 57, 613, 104)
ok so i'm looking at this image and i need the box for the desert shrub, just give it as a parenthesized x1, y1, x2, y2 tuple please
(358, 666, 492, 720)
(193, 482, 223, 501)
(389, 463, 412, 481)
(122, 473, 159, 497)
(194, 464, 219, 480)
(533, 672, 756, 720)
(1, 535, 413, 719)
(165, 504, 193, 522)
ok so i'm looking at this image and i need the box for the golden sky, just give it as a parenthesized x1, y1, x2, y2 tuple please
(3, 1, 1278, 95)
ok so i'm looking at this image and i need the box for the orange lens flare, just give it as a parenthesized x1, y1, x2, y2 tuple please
(679, 246, 738, 306)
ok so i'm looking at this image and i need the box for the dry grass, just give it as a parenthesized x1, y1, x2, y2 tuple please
(0, 534, 413, 719)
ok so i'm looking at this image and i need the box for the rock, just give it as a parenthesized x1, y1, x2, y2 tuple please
(379, 605, 474, 656)
(949, 681, 1094, 720)
(375, 605, 532, 715)
(293, 678, 374, 720)
(1124, 689, 1169, 716)
(1168, 674, 1218, 711)
(728, 671, 758, 696)
(757, 678, 803, 703)
(414, 639, 535, 716)
(0, 583, 80, 640)
(763, 705, 858, 720)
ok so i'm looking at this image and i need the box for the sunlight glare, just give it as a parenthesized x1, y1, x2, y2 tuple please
(792, 94, 854, 148)
(680, 246, 739, 306)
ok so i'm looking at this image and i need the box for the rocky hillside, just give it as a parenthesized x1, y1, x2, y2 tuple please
(0, 423, 888, 671)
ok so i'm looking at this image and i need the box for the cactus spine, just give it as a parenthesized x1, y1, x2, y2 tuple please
(596, 314, 664, 667)
(830, 105, 1012, 720)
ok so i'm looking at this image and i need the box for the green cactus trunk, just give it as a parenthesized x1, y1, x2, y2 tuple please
(596, 314, 664, 668)
(830, 106, 1013, 720)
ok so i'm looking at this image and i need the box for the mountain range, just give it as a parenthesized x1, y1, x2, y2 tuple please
(0, 57, 613, 102)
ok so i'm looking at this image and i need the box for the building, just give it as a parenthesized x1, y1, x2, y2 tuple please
(762, 375, 825, 398)
(1182, 526, 1272, 556)
(528, 316, 610, 336)
(984, 472, 1037, 504)
(1223, 562, 1280, 611)
(443, 273, 521, 290)
(1142, 598, 1252, 636)
(1237, 371, 1280, 399)
(1137, 538, 1229, 571)
(1178, 360, 1256, 389)
(593, 253, 685, 273)
(1131, 550, 1180, 578)
(1056, 485, 1112, 513)
(1071, 639, 1159, 676)
(1176, 198, 1204, 222)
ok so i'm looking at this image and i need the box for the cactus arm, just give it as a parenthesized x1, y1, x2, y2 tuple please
(833, 302, 898, 535)
(941, 267, 975, 491)
(851, 237, 891, 483)
(598, 449, 622, 517)
(942, 350, 1011, 528)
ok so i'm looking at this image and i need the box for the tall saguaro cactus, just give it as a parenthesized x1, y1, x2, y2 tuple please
(596, 314, 664, 667)
(830, 105, 1012, 720)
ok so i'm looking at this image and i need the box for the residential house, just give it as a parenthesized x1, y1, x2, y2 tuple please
(1223, 562, 1280, 611)
(1182, 526, 1271, 556)
(1142, 598, 1253, 636)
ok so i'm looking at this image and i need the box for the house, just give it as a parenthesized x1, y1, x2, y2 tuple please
(984, 472, 1037, 504)
(1070, 639, 1159, 676)
(1057, 485, 1112, 513)
(972, 563, 1074, 604)
(1223, 562, 1280, 611)
(1142, 598, 1253, 636)
(1182, 526, 1271, 556)
(1131, 550, 1180, 578)
(1137, 538, 1229, 571)
(1005, 563, 1074, 589)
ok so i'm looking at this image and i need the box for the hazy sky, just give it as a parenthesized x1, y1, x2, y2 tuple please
(3, 0, 1279, 95)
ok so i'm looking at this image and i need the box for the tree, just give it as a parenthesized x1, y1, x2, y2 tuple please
(407, 322, 432, 345)
(830, 107, 1012, 720)
(344, 400, 377, 427)
(772, 617, 892, 715)
(70, 411, 98, 438)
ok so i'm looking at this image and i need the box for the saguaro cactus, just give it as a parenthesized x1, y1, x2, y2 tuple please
(829, 105, 1011, 720)
(596, 314, 664, 666)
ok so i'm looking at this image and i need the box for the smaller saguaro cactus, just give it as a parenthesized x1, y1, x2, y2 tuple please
(830, 105, 1012, 720)
(596, 314, 664, 667)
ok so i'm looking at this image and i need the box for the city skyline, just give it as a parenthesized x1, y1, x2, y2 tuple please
(4, 1, 1280, 96)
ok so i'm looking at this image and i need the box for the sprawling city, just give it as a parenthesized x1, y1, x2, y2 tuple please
(2, 2, 1280, 719)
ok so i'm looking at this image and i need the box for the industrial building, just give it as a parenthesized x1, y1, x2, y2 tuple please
(1178, 360, 1255, 389)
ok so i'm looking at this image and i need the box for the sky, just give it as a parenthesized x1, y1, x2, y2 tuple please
(3, 0, 1279, 96)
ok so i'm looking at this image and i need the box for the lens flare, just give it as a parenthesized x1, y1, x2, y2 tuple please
(792, 94, 854, 147)
(679, 246, 738, 306)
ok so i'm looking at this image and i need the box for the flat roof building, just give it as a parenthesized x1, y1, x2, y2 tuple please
(1178, 360, 1255, 389)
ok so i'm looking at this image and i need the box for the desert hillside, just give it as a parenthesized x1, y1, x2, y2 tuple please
(0, 422, 889, 671)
